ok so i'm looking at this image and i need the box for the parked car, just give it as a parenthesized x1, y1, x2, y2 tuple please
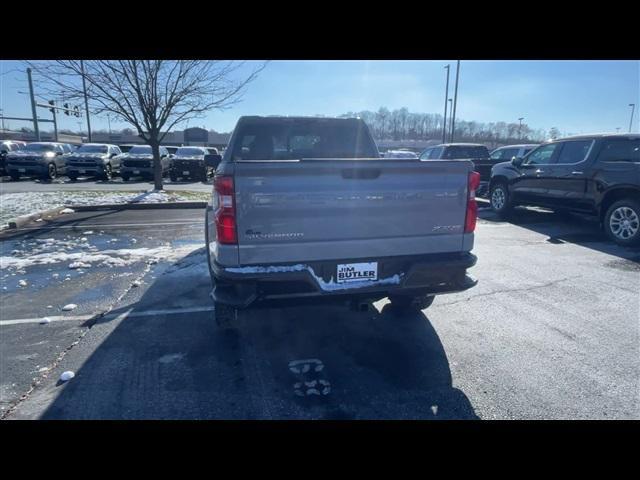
(383, 150, 418, 159)
(169, 146, 214, 181)
(490, 144, 538, 163)
(420, 143, 493, 195)
(65, 143, 123, 181)
(119, 145, 170, 181)
(1, 141, 26, 175)
(204, 116, 479, 327)
(118, 144, 138, 153)
(5, 142, 70, 180)
(489, 133, 640, 246)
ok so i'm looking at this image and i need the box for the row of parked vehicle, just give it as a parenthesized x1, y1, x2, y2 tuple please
(406, 135, 639, 246)
(0, 141, 219, 182)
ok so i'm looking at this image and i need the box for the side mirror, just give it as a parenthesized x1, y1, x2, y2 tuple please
(511, 156, 524, 167)
(204, 153, 222, 169)
(56, 151, 63, 156)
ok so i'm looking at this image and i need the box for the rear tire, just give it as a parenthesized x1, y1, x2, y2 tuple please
(604, 199, 640, 247)
(10, 173, 20, 181)
(214, 302, 238, 330)
(490, 181, 512, 217)
(121, 173, 130, 182)
(169, 172, 178, 182)
(388, 294, 435, 313)
(68, 173, 78, 182)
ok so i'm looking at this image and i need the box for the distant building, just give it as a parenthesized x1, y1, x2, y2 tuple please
(90, 127, 230, 149)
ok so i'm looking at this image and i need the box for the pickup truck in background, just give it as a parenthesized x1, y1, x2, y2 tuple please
(205, 116, 479, 327)
(420, 143, 492, 196)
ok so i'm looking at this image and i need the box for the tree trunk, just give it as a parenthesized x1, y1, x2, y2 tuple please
(149, 139, 163, 191)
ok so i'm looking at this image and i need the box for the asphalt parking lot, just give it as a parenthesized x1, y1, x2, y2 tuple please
(1, 204, 638, 419)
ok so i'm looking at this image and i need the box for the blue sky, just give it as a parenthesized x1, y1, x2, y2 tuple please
(1, 60, 638, 135)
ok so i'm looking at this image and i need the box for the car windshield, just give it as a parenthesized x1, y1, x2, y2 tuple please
(22, 143, 56, 152)
(128, 146, 152, 154)
(176, 147, 205, 156)
(231, 120, 378, 160)
(442, 146, 490, 159)
(77, 145, 108, 153)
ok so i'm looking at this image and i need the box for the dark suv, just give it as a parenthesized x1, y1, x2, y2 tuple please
(169, 146, 213, 181)
(489, 133, 640, 246)
(5, 142, 71, 180)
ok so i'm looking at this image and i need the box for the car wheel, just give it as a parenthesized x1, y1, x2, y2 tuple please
(68, 173, 78, 182)
(121, 173, 130, 182)
(604, 199, 640, 247)
(44, 163, 57, 180)
(388, 294, 435, 313)
(169, 172, 177, 182)
(10, 173, 20, 181)
(214, 302, 238, 330)
(102, 164, 113, 181)
(490, 181, 512, 217)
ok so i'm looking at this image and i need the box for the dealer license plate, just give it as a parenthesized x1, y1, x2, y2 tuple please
(336, 262, 378, 283)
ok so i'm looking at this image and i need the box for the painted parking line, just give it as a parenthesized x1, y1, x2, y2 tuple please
(0, 305, 216, 326)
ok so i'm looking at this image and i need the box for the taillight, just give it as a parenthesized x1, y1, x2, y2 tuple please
(464, 171, 481, 233)
(214, 175, 237, 244)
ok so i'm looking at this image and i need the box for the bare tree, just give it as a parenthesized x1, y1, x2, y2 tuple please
(27, 60, 266, 190)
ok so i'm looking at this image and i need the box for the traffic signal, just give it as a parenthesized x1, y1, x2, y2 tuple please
(64, 103, 70, 116)
(48, 100, 55, 114)
(74, 106, 80, 118)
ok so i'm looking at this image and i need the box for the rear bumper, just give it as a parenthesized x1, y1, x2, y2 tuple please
(210, 252, 477, 308)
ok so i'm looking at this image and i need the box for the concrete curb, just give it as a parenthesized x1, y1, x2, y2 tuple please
(6, 206, 68, 229)
(67, 201, 207, 212)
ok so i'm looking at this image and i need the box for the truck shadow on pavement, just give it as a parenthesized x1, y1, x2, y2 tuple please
(478, 206, 640, 263)
(36, 249, 478, 420)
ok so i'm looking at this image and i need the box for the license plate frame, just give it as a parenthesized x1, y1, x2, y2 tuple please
(336, 262, 378, 283)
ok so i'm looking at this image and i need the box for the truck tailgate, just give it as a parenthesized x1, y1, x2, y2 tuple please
(233, 158, 473, 265)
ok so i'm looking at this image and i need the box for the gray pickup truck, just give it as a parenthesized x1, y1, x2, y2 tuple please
(205, 116, 480, 327)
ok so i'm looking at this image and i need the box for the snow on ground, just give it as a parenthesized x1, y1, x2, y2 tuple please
(0, 190, 209, 228)
(1, 242, 201, 271)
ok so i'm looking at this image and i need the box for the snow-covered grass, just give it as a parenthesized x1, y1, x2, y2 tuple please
(0, 190, 210, 228)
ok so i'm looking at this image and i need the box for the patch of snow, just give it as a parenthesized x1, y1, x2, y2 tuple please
(131, 280, 142, 287)
(69, 261, 91, 269)
(62, 304, 77, 311)
(18, 279, 27, 287)
(60, 208, 75, 214)
(40, 317, 52, 324)
(82, 231, 94, 235)
(59, 371, 75, 382)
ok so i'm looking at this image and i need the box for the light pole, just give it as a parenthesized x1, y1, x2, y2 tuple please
(629, 103, 636, 132)
(450, 60, 460, 142)
(27, 68, 40, 141)
(518, 117, 524, 139)
(80, 60, 92, 142)
(448, 98, 453, 140)
(442, 64, 450, 143)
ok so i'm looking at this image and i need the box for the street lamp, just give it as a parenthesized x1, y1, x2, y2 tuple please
(518, 117, 524, 139)
(442, 64, 450, 144)
(448, 98, 453, 140)
(629, 103, 636, 132)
